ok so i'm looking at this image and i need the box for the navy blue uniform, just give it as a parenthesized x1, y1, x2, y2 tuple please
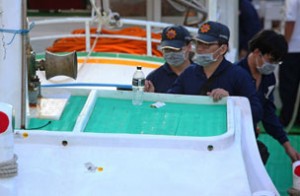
(236, 58, 289, 144)
(169, 58, 263, 125)
(239, 0, 262, 53)
(146, 63, 179, 93)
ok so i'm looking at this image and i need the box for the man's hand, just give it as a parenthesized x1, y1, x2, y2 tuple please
(283, 141, 300, 162)
(207, 88, 229, 102)
(144, 80, 155, 92)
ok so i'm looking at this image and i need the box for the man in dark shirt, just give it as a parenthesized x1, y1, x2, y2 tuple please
(239, 0, 262, 59)
(144, 25, 192, 93)
(169, 21, 262, 126)
(235, 29, 300, 162)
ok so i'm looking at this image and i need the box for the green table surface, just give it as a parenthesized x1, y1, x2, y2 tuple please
(29, 96, 227, 137)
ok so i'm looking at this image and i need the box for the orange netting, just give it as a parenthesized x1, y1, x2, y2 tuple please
(46, 27, 163, 57)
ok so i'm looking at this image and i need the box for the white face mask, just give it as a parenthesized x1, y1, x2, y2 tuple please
(256, 54, 279, 75)
(163, 50, 186, 67)
(192, 53, 217, 67)
(256, 62, 278, 75)
(192, 45, 223, 67)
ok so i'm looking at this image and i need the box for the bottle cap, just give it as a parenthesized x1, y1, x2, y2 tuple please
(137, 66, 142, 70)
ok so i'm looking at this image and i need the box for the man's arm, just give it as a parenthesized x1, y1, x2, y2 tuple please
(285, 21, 295, 43)
(284, 0, 297, 42)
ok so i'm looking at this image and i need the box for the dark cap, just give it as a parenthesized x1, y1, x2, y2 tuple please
(195, 21, 230, 44)
(161, 25, 191, 50)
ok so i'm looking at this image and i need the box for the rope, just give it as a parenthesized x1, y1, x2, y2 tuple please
(0, 22, 35, 45)
(288, 188, 300, 196)
(0, 154, 18, 178)
(286, 80, 300, 132)
(78, 31, 101, 72)
(46, 27, 162, 57)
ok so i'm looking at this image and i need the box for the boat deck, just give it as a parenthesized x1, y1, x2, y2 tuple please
(14, 92, 261, 196)
(25, 92, 300, 195)
(21, 50, 299, 196)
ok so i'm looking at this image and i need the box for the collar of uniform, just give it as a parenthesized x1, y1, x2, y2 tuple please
(238, 57, 274, 82)
(194, 58, 230, 78)
(209, 58, 231, 77)
(239, 57, 250, 72)
(239, 57, 256, 83)
(163, 62, 178, 75)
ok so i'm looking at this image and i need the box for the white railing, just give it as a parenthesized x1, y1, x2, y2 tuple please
(29, 17, 198, 56)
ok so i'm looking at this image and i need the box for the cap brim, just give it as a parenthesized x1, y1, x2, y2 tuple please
(195, 34, 218, 44)
(160, 40, 185, 50)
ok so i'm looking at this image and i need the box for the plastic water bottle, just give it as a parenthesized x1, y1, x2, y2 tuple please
(132, 66, 145, 106)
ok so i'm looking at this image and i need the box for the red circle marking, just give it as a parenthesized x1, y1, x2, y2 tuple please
(0, 111, 9, 134)
(295, 165, 300, 177)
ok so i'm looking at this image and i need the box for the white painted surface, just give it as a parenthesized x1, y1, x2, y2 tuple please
(0, 103, 16, 196)
(7, 95, 278, 196)
(14, 131, 251, 196)
(37, 62, 158, 86)
(0, 0, 23, 128)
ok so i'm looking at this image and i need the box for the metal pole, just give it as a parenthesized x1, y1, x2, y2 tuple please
(21, 0, 28, 129)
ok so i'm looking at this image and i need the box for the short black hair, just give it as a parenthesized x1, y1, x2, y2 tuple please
(248, 30, 287, 62)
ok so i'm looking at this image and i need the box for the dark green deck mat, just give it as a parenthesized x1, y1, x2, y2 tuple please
(28, 96, 87, 131)
(84, 98, 227, 136)
(259, 134, 300, 196)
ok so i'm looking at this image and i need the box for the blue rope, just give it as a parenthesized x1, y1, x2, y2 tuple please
(0, 22, 35, 45)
